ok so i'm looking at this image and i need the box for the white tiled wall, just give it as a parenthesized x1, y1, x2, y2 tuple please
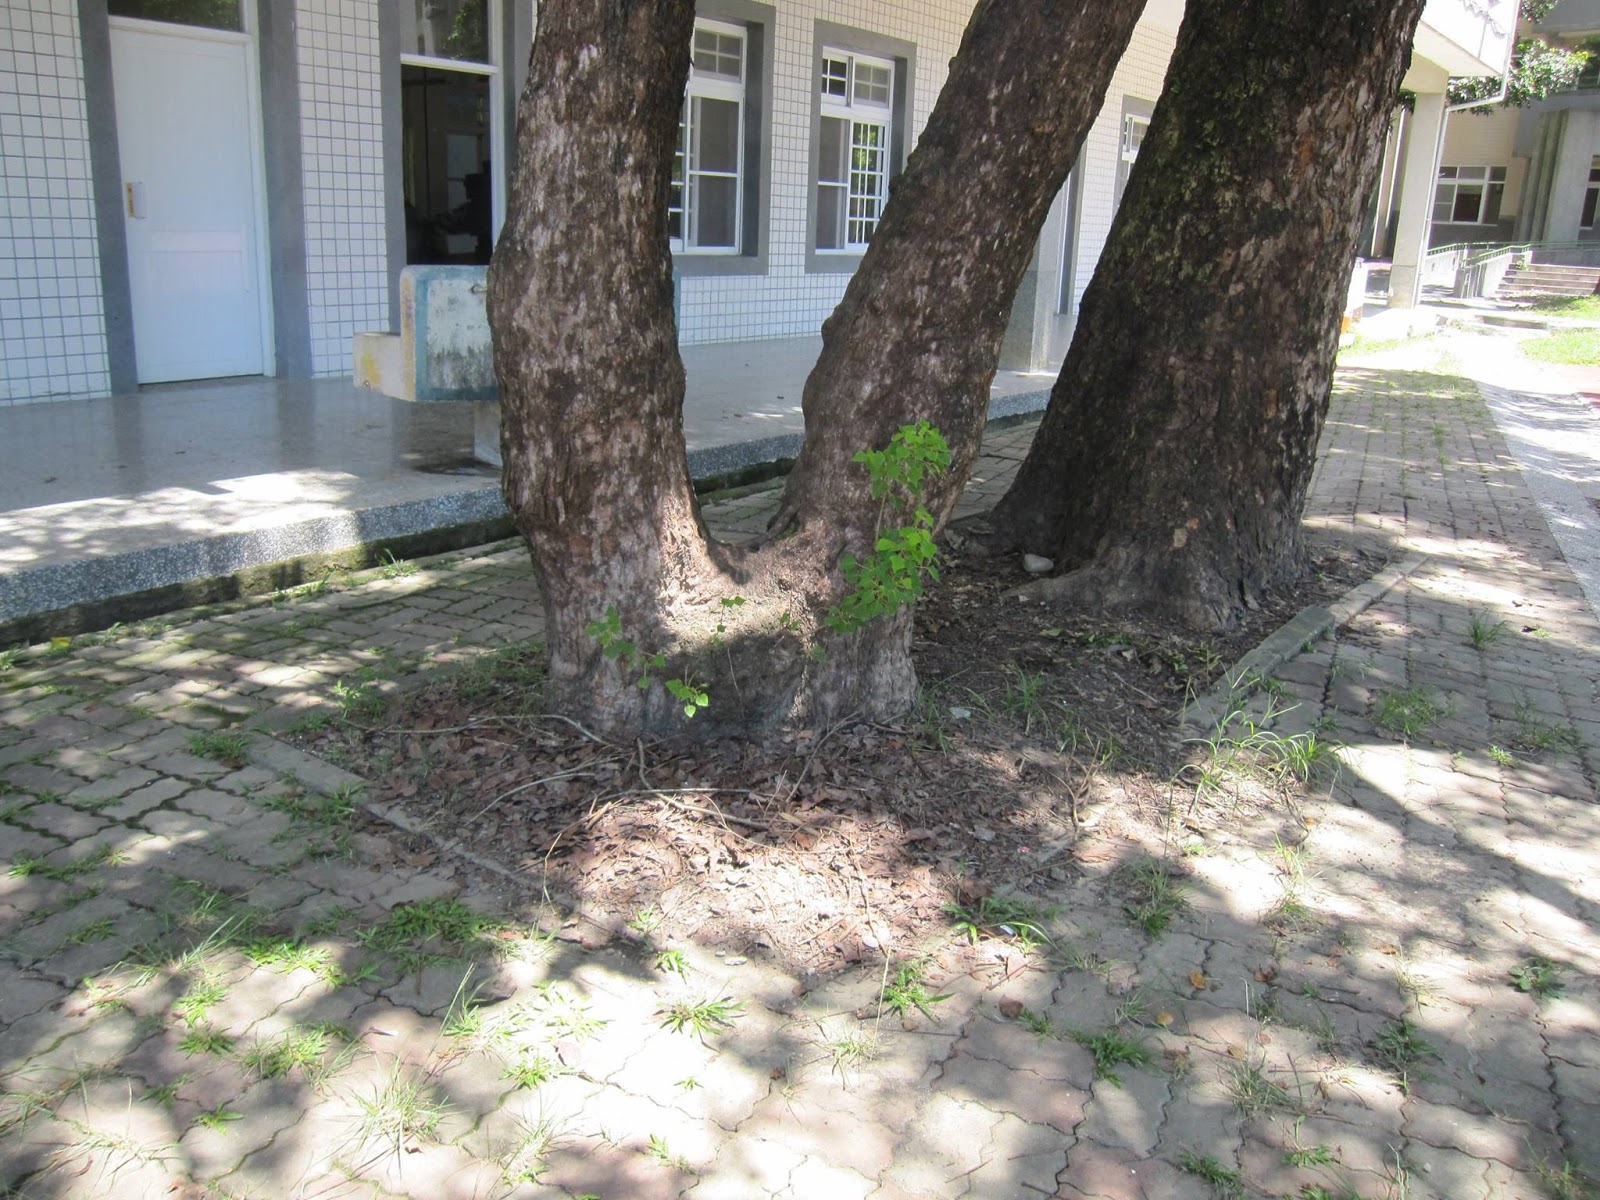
(0, 0, 1173, 401)
(0, 0, 111, 405)
(297, 0, 390, 375)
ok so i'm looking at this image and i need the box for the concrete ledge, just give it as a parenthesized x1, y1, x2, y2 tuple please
(1182, 554, 1426, 732)
(0, 491, 511, 645)
(2, 401, 1055, 646)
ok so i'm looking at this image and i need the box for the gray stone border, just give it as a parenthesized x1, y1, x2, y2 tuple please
(1180, 554, 1426, 732)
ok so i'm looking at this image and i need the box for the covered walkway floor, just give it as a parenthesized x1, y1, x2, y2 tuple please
(0, 336, 1056, 641)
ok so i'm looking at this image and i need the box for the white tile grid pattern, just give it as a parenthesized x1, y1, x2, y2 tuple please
(298, 0, 389, 376)
(676, 8, 1177, 346)
(0, 0, 111, 405)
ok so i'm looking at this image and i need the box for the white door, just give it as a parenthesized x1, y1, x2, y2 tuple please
(111, 21, 267, 383)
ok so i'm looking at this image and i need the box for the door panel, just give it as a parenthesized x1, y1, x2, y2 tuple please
(111, 23, 265, 383)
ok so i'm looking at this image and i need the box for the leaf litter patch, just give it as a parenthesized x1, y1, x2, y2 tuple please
(297, 537, 1382, 975)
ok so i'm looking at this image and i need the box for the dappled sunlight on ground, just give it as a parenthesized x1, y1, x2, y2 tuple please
(1, 359, 1598, 1197)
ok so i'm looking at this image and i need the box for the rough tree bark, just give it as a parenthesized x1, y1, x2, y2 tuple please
(489, 0, 1143, 737)
(989, 0, 1428, 630)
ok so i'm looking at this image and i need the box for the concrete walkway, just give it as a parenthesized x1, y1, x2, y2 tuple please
(2, 336, 1599, 1199)
(0, 337, 1055, 639)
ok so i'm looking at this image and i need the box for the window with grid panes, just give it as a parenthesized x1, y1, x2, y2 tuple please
(1115, 112, 1149, 206)
(670, 20, 745, 254)
(815, 49, 895, 252)
(1432, 166, 1506, 225)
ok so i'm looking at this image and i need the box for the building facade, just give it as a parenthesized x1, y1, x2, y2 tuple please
(0, 0, 1506, 406)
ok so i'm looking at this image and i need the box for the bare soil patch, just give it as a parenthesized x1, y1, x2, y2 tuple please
(299, 536, 1383, 975)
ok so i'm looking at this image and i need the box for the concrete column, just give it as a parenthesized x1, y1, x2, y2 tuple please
(1545, 109, 1599, 242)
(1388, 89, 1448, 309)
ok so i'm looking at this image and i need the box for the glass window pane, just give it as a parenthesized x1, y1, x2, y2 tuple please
(1438, 166, 1458, 179)
(1122, 116, 1147, 163)
(1583, 187, 1599, 229)
(817, 185, 845, 250)
(693, 98, 740, 174)
(401, 65, 493, 265)
(1451, 185, 1483, 223)
(693, 29, 743, 80)
(108, 0, 242, 31)
(854, 63, 892, 106)
(818, 118, 847, 184)
(821, 57, 849, 98)
(694, 176, 738, 248)
(400, 0, 489, 64)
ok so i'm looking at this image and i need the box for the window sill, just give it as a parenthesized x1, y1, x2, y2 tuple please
(671, 254, 768, 278)
(806, 250, 865, 274)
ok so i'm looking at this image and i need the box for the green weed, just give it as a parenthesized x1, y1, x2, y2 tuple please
(355, 1062, 448, 1151)
(1511, 697, 1581, 754)
(1071, 1029, 1152, 1087)
(1372, 688, 1447, 740)
(654, 947, 690, 978)
(1509, 956, 1564, 999)
(187, 730, 249, 766)
(1225, 1057, 1293, 1117)
(177, 1027, 234, 1057)
(194, 1106, 242, 1132)
(1467, 610, 1508, 648)
(1533, 1159, 1595, 1200)
(378, 549, 417, 579)
(1368, 1018, 1439, 1092)
(945, 894, 1055, 949)
(1176, 1150, 1243, 1198)
(657, 996, 744, 1037)
(1121, 858, 1188, 937)
(880, 960, 953, 1022)
(501, 1052, 560, 1090)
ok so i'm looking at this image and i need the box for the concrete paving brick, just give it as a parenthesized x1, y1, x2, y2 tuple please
(1075, 1069, 1169, 1157)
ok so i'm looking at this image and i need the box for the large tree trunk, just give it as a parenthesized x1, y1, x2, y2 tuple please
(989, 0, 1427, 630)
(489, 0, 1143, 738)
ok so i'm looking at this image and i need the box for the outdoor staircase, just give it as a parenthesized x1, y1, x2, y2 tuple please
(1496, 262, 1600, 299)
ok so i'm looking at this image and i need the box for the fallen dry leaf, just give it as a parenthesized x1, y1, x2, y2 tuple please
(1189, 969, 1207, 990)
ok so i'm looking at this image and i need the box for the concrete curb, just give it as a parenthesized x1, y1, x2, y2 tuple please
(1181, 554, 1426, 732)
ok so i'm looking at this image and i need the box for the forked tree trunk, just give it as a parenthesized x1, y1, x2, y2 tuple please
(489, 0, 1143, 737)
(990, 0, 1428, 630)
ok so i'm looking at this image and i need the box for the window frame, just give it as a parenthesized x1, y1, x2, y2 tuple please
(1431, 165, 1506, 227)
(1582, 162, 1600, 231)
(1115, 96, 1155, 209)
(806, 22, 913, 275)
(814, 47, 896, 255)
(669, 2, 772, 277)
(672, 17, 747, 257)
(398, 0, 507, 253)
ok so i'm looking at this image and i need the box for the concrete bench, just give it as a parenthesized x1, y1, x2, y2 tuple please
(354, 265, 494, 405)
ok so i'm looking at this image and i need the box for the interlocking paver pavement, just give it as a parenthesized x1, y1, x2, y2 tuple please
(2, 335, 1599, 1198)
